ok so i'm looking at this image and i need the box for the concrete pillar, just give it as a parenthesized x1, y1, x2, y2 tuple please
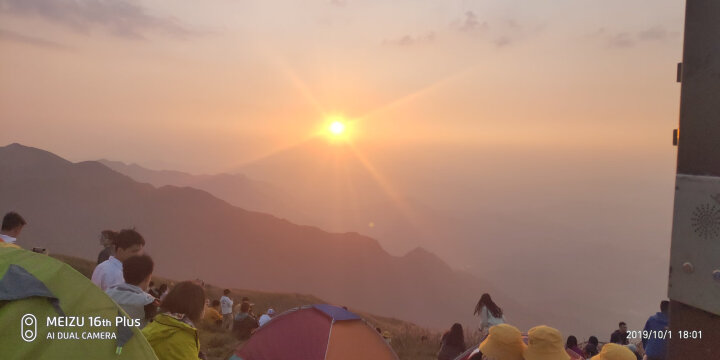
(668, 1, 720, 358)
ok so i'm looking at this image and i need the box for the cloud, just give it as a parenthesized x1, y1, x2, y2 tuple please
(328, 0, 347, 7)
(608, 32, 635, 48)
(0, 28, 71, 50)
(590, 26, 675, 49)
(638, 26, 669, 41)
(494, 36, 512, 48)
(0, 0, 194, 40)
(383, 32, 436, 47)
(453, 12, 535, 48)
(458, 11, 487, 33)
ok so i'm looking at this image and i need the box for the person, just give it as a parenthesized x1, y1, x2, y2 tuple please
(203, 300, 223, 328)
(105, 255, 157, 328)
(142, 281, 205, 360)
(610, 322, 629, 345)
(148, 282, 159, 298)
(566, 335, 585, 359)
(477, 323, 526, 360)
(626, 344, 642, 360)
(474, 293, 505, 337)
(584, 336, 600, 357)
(220, 289, 234, 330)
(0, 212, 26, 247)
(156, 283, 169, 300)
(97, 230, 117, 264)
(523, 325, 570, 360)
(642, 301, 669, 360)
(232, 302, 259, 340)
(382, 330, 392, 344)
(258, 308, 275, 327)
(437, 323, 466, 360)
(590, 343, 636, 360)
(91, 228, 145, 291)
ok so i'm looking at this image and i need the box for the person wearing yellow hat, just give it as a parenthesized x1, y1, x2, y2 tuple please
(590, 343, 636, 360)
(523, 325, 570, 360)
(477, 324, 526, 360)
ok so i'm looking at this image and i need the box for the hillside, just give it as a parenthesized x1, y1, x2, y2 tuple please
(52, 254, 449, 360)
(98, 157, 458, 259)
(0, 143, 524, 330)
(97, 160, 309, 225)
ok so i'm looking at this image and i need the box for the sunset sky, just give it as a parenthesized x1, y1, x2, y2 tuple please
(1, 0, 689, 336)
(1, 0, 684, 172)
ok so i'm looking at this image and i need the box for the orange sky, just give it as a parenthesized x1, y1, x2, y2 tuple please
(0, 0, 690, 337)
(0, 0, 684, 173)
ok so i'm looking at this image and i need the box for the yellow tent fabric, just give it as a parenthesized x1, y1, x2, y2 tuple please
(325, 320, 397, 360)
(0, 247, 158, 360)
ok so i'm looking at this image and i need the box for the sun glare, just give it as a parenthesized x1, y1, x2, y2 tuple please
(323, 116, 352, 143)
(329, 121, 346, 135)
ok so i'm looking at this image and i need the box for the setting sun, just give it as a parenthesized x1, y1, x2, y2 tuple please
(329, 121, 346, 135)
(322, 116, 353, 143)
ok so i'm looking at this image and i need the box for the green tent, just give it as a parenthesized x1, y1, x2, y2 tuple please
(0, 246, 158, 360)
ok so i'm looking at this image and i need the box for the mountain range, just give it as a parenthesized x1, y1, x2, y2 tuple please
(0, 143, 539, 330)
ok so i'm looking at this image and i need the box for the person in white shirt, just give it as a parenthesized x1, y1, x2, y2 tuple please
(0, 212, 26, 246)
(220, 289, 234, 330)
(91, 229, 145, 291)
(106, 254, 157, 328)
(473, 293, 505, 338)
(258, 308, 275, 327)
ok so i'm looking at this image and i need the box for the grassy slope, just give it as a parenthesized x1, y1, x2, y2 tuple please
(52, 254, 450, 360)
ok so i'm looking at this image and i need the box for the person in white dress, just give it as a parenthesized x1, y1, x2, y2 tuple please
(474, 293, 505, 339)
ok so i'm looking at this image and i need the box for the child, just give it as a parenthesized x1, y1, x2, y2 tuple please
(106, 255, 158, 328)
(220, 289, 234, 330)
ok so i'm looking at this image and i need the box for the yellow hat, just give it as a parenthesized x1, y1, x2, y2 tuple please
(523, 326, 570, 360)
(478, 324, 526, 360)
(591, 343, 636, 360)
(382, 331, 391, 339)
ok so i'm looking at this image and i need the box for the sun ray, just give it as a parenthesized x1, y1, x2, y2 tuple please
(345, 143, 422, 233)
(229, 62, 477, 238)
(356, 64, 480, 124)
(272, 58, 327, 117)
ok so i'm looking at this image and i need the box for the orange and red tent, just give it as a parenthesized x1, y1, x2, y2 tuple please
(231, 304, 398, 360)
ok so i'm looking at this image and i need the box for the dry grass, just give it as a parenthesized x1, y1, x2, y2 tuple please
(197, 325, 240, 360)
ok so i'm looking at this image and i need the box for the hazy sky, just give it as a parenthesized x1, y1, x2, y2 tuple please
(1, 0, 684, 173)
(1, 0, 690, 338)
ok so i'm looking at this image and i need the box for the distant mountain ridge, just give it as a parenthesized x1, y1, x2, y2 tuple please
(98, 159, 308, 223)
(99, 146, 471, 260)
(0, 143, 535, 330)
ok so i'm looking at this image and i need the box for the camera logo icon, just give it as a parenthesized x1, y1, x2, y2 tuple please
(21, 314, 37, 342)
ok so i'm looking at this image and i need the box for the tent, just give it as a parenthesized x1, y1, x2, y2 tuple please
(454, 333, 529, 360)
(230, 304, 399, 360)
(0, 246, 158, 360)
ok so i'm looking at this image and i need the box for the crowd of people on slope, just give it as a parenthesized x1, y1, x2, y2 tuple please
(438, 293, 670, 360)
(90, 227, 282, 360)
(0, 212, 672, 360)
(0, 211, 281, 360)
